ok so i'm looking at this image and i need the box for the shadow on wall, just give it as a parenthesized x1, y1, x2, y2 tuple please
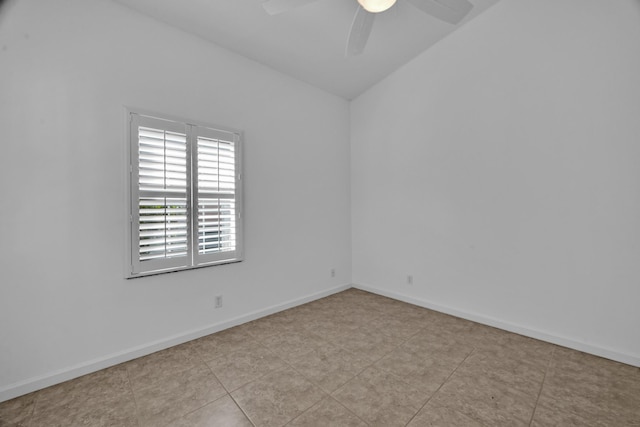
(0, 0, 17, 24)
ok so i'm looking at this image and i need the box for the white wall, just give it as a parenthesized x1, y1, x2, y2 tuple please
(0, 0, 351, 400)
(351, 0, 640, 365)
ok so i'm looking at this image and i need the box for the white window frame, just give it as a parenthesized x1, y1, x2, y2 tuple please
(126, 110, 243, 278)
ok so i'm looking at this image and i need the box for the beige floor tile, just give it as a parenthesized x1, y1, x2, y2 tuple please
(336, 308, 382, 327)
(552, 347, 640, 376)
(374, 348, 463, 395)
(276, 307, 335, 326)
(536, 381, 640, 426)
(0, 392, 37, 426)
(206, 344, 286, 392)
(328, 295, 391, 314)
(329, 328, 404, 363)
(126, 342, 202, 392)
(530, 402, 608, 427)
(424, 310, 475, 330)
(549, 347, 640, 390)
(231, 367, 326, 427)
(455, 350, 546, 398)
(5, 289, 640, 427)
(332, 366, 428, 427)
(480, 332, 556, 369)
(406, 402, 484, 427)
(542, 348, 640, 423)
(430, 371, 536, 427)
(279, 307, 325, 326)
(401, 328, 474, 361)
(464, 323, 509, 347)
(359, 314, 426, 339)
(243, 314, 308, 340)
(319, 305, 358, 318)
(34, 365, 131, 414)
(30, 393, 138, 427)
(167, 395, 252, 427)
(289, 344, 370, 393)
(288, 398, 367, 427)
(134, 363, 227, 427)
(242, 316, 285, 338)
(260, 330, 329, 363)
(190, 326, 256, 362)
(379, 303, 432, 323)
(302, 317, 361, 342)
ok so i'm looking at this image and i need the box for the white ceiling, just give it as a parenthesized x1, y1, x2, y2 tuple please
(112, 0, 501, 100)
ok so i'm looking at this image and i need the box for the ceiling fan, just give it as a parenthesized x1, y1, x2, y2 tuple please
(262, 0, 474, 57)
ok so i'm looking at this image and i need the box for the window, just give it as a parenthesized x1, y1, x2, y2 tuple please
(127, 111, 243, 277)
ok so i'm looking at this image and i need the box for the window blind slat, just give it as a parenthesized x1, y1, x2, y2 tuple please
(197, 136, 235, 195)
(197, 197, 236, 254)
(138, 196, 189, 261)
(138, 126, 187, 194)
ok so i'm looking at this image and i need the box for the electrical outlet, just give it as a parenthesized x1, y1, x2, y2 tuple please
(407, 275, 413, 285)
(215, 295, 223, 308)
(331, 268, 336, 278)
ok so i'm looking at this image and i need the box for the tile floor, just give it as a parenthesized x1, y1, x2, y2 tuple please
(2, 289, 639, 426)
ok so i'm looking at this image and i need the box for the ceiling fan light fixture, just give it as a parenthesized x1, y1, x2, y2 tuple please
(357, 0, 397, 13)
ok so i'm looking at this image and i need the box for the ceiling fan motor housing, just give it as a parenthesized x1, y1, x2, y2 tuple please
(357, 0, 398, 13)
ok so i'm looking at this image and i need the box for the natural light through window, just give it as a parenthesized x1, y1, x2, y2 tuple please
(128, 112, 243, 277)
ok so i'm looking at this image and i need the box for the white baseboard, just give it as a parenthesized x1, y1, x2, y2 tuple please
(353, 283, 640, 368)
(0, 284, 351, 403)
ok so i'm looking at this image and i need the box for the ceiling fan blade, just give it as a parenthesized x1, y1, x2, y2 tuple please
(405, 0, 473, 25)
(262, 0, 321, 15)
(346, 6, 375, 57)
(435, 0, 474, 14)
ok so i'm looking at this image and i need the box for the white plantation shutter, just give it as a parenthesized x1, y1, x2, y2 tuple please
(193, 128, 241, 264)
(129, 112, 242, 277)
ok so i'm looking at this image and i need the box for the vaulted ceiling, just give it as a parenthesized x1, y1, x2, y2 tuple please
(112, 0, 501, 99)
